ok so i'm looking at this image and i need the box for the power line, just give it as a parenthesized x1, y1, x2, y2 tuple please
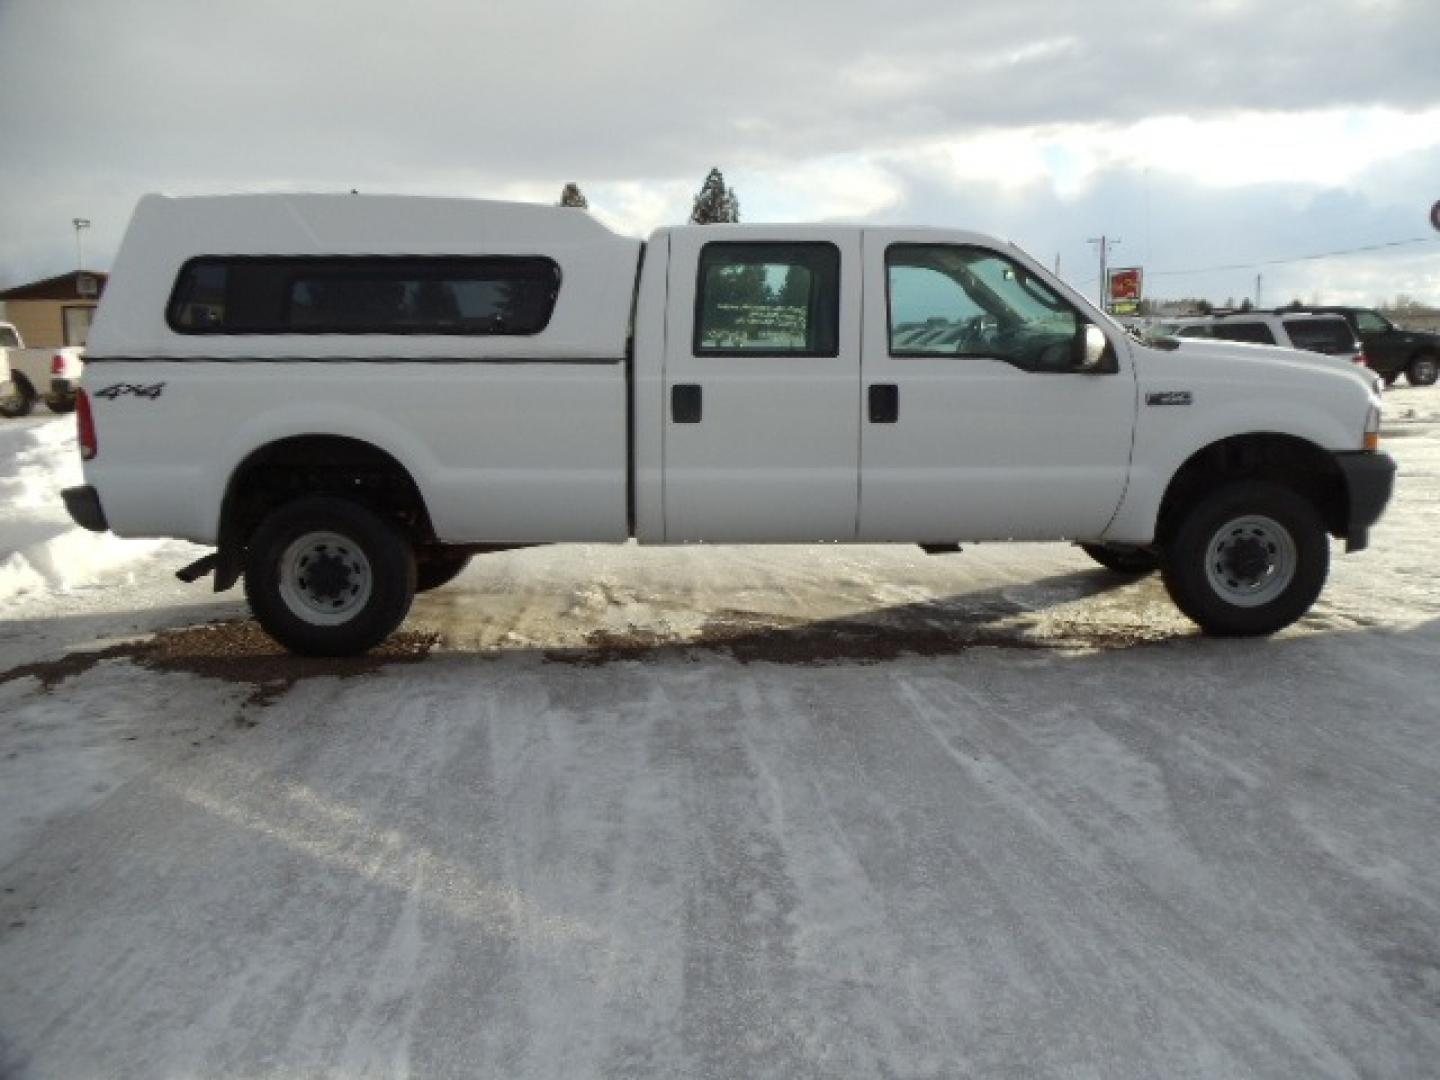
(1145, 236, 1440, 278)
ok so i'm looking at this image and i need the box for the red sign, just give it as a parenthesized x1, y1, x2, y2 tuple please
(1108, 267, 1143, 302)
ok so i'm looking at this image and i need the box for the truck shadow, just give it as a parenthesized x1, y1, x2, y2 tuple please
(537, 568, 1180, 666)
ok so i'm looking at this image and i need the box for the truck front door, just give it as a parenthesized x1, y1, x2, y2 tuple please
(662, 229, 862, 541)
(858, 232, 1136, 541)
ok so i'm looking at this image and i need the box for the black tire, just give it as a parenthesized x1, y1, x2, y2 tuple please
(0, 375, 35, 418)
(1080, 543, 1160, 574)
(415, 550, 472, 592)
(1160, 480, 1328, 637)
(45, 394, 77, 414)
(244, 496, 417, 656)
(1381, 371, 1399, 388)
(1406, 354, 1438, 387)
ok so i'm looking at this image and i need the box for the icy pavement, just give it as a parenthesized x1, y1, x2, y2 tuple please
(1, 394, 1439, 1078)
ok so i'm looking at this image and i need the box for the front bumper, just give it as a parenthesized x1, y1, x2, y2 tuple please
(62, 485, 109, 533)
(1333, 451, 1396, 552)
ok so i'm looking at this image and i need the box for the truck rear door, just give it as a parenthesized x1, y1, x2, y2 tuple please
(661, 228, 862, 541)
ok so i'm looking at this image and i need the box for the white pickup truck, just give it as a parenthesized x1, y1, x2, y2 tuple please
(63, 194, 1394, 655)
(0, 321, 84, 417)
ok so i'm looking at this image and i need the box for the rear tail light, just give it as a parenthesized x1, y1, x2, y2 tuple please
(77, 389, 97, 460)
(1356, 351, 1371, 367)
(51, 353, 66, 375)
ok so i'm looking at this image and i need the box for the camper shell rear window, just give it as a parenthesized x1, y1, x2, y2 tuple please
(166, 255, 561, 335)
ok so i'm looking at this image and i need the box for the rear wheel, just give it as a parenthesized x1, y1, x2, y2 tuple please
(45, 393, 77, 414)
(415, 550, 472, 592)
(1381, 371, 1399, 388)
(1080, 543, 1160, 574)
(1406, 354, 1438, 387)
(0, 375, 35, 418)
(244, 496, 416, 656)
(1160, 481, 1328, 636)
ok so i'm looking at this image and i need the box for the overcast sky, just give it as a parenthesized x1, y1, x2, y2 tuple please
(2, 0, 1438, 306)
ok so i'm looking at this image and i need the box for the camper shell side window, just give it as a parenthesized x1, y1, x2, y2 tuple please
(166, 255, 561, 336)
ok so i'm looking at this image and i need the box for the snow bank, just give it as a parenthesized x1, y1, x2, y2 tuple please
(0, 417, 170, 604)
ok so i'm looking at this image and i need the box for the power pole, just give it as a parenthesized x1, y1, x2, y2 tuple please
(1255, 272, 1263, 309)
(1087, 235, 1120, 310)
(1054, 252, 1061, 277)
(72, 218, 91, 270)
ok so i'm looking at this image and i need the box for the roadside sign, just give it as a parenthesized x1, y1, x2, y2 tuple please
(1108, 267, 1143, 316)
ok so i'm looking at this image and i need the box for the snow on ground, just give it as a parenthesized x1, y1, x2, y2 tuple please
(1, 393, 1439, 1077)
(0, 417, 201, 607)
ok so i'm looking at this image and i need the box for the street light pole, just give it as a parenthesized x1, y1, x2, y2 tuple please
(72, 218, 91, 270)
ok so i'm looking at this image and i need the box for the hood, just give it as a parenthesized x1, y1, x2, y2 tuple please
(1168, 336, 1373, 379)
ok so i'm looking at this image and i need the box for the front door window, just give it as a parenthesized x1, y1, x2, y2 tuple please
(887, 245, 1082, 372)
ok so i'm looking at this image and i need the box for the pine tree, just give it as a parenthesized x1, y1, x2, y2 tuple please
(690, 168, 740, 224)
(558, 183, 589, 209)
(778, 266, 809, 309)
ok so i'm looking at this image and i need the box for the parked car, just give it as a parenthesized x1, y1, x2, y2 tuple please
(64, 194, 1393, 654)
(1172, 312, 1381, 390)
(0, 349, 13, 412)
(1279, 306, 1439, 387)
(0, 321, 84, 417)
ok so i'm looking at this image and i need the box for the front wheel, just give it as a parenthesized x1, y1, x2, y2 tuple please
(244, 496, 417, 656)
(1406, 355, 1438, 387)
(1160, 481, 1329, 636)
(1080, 543, 1160, 574)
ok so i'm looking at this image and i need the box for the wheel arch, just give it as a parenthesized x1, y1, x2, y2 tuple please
(1153, 432, 1347, 545)
(215, 433, 436, 590)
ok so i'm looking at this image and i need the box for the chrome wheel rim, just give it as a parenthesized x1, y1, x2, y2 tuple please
(1204, 514, 1297, 608)
(278, 531, 373, 625)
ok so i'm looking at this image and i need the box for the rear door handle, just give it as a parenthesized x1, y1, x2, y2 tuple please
(869, 384, 898, 424)
(672, 384, 702, 423)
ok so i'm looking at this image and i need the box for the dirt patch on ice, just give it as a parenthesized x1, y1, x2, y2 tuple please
(0, 620, 438, 709)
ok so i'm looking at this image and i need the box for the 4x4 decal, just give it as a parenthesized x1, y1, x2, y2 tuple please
(94, 382, 166, 401)
(1146, 391, 1192, 406)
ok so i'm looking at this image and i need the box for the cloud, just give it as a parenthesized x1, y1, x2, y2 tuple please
(1, 0, 1437, 303)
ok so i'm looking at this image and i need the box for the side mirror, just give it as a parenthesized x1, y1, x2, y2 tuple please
(1073, 323, 1111, 373)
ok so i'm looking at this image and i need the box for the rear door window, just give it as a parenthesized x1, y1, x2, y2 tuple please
(1282, 318, 1357, 354)
(694, 242, 840, 356)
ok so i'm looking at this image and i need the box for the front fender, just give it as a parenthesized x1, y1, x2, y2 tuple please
(1105, 371, 1365, 541)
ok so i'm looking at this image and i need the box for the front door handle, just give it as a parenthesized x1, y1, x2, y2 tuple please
(869, 384, 899, 423)
(672, 384, 702, 423)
